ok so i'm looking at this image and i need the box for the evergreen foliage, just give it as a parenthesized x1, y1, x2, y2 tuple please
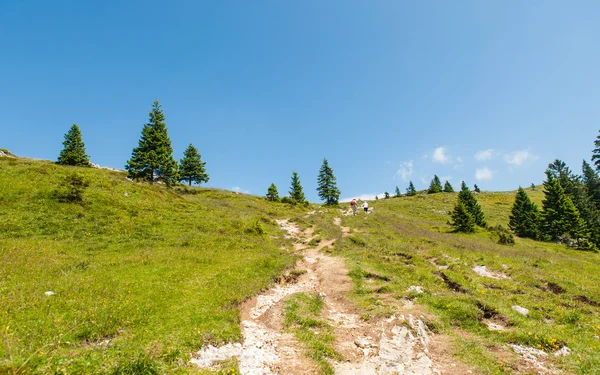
(443, 181, 454, 193)
(541, 170, 590, 246)
(449, 201, 475, 232)
(57, 124, 90, 167)
(289, 171, 306, 203)
(592, 130, 600, 171)
(530, 183, 536, 191)
(406, 181, 417, 196)
(178, 144, 208, 186)
(458, 181, 486, 227)
(55, 172, 90, 203)
(395, 186, 401, 197)
(582, 160, 600, 208)
(125, 100, 179, 185)
(384, 192, 390, 199)
(316, 158, 340, 205)
(474, 184, 481, 193)
(266, 183, 279, 202)
(509, 187, 542, 239)
(428, 175, 442, 194)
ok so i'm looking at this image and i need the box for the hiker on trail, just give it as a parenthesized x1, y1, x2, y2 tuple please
(350, 198, 357, 216)
(363, 201, 369, 213)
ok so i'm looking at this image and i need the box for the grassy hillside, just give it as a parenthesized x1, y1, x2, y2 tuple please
(0, 157, 303, 374)
(319, 191, 600, 374)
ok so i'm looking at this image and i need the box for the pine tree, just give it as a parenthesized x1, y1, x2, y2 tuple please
(458, 181, 486, 227)
(178, 143, 208, 186)
(289, 171, 306, 203)
(530, 183, 536, 191)
(443, 181, 454, 193)
(57, 124, 90, 167)
(473, 184, 481, 193)
(395, 186, 401, 197)
(428, 175, 442, 194)
(449, 201, 475, 232)
(266, 183, 279, 202)
(592, 130, 600, 172)
(541, 170, 590, 245)
(316, 158, 340, 205)
(509, 187, 542, 239)
(125, 100, 179, 185)
(582, 160, 600, 208)
(406, 181, 417, 196)
(384, 192, 390, 199)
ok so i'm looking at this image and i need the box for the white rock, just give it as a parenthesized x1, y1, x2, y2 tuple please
(407, 286, 424, 294)
(44, 291, 55, 296)
(554, 346, 571, 356)
(512, 305, 529, 316)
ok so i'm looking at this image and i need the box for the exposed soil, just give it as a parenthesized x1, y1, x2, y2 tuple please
(192, 217, 471, 374)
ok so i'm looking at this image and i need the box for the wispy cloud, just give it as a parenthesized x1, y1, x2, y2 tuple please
(475, 168, 493, 181)
(504, 150, 537, 166)
(474, 149, 494, 161)
(231, 186, 250, 194)
(440, 176, 452, 182)
(432, 147, 449, 164)
(340, 193, 386, 202)
(396, 160, 413, 181)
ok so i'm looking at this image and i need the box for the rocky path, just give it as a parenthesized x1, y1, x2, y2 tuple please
(191, 217, 445, 374)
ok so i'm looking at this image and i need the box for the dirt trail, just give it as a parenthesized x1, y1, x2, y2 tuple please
(192, 217, 449, 374)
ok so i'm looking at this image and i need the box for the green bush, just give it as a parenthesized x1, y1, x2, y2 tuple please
(55, 172, 90, 203)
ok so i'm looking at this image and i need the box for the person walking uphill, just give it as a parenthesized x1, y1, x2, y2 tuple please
(350, 198, 357, 216)
(363, 201, 369, 213)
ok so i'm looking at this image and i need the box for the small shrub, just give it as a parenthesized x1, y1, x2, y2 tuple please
(245, 220, 265, 235)
(55, 172, 90, 203)
(498, 232, 515, 245)
(281, 196, 296, 205)
(109, 356, 159, 375)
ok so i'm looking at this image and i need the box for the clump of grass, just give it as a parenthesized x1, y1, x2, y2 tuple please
(284, 293, 341, 375)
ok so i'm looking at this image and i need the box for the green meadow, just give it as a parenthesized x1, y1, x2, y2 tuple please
(2, 156, 600, 374)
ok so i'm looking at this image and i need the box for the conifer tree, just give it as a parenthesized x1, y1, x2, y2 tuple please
(582, 160, 600, 208)
(266, 183, 279, 202)
(57, 124, 91, 167)
(592, 130, 600, 172)
(530, 183, 536, 191)
(316, 158, 340, 205)
(125, 100, 179, 185)
(443, 181, 454, 193)
(406, 181, 417, 196)
(458, 181, 486, 227)
(509, 187, 542, 239)
(474, 184, 481, 193)
(449, 201, 475, 232)
(541, 170, 589, 245)
(395, 186, 401, 197)
(384, 192, 390, 199)
(289, 171, 306, 203)
(428, 175, 442, 194)
(178, 143, 209, 186)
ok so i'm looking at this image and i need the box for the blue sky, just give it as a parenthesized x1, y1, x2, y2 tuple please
(2, 1, 599, 202)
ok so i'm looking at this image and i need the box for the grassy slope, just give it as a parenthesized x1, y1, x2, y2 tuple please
(332, 190, 600, 374)
(0, 158, 304, 374)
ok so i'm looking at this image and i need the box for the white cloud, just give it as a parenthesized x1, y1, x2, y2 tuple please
(395, 160, 413, 181)
(504, 150, 537, 166)
(432, 147, 449, 164)
(475, 168, 493, 181)
(231, 186, 250, 194)
(340, 193, 386, 202)
(474, 149, 494, 161)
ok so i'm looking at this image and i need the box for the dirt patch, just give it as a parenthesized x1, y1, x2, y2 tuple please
(334, 217, 351, 237)
(438, 272, 468, 293)
(546, 282, 565, 294)
(574, 295, 600, 307)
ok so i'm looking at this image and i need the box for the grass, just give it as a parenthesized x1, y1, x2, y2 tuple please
(331, 191, 600, 374)
(0, 158, 307, 374)
(283, 293, 341, 374)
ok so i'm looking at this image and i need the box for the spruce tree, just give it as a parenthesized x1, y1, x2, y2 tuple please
(125, 100, 179, 185)
(57, 124, 90, 167)
(289, 171, 306, 203)
(316, 158, 340, 205)
(428, 175, 442, 194)
(443, 181, 454, 193)
(592, 130, 600, 172)
(449, 201, 475, 232)
(395, 186, 401, 197)
(474, 184, 481, 193)
(406, 181, 417, 196)
(266, 183, 279, 202)
(530, 183, 536, 191)
(384, 192, 390, 199)
(178, 143, 208, 186)
(458, 181, 486, 227)
(582, 160, 600, 208)
(541, 170, 589, 245)
(509, 187, 542, 239)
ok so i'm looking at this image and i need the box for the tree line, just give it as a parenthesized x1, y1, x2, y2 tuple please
(56, 100, 341, 205)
